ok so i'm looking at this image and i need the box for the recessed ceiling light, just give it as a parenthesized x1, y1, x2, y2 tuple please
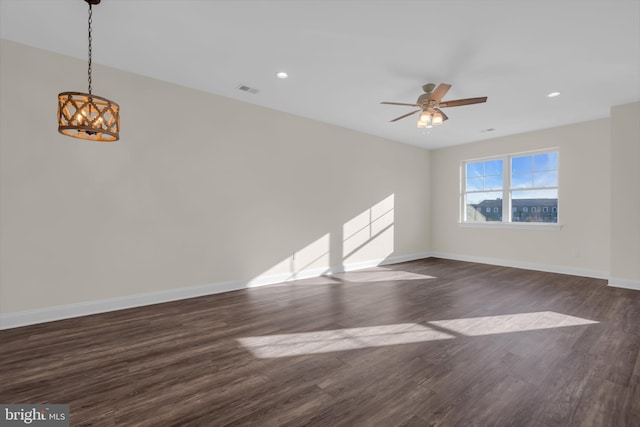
(276, 72, 288, 79)
(547, 92, 561, 98)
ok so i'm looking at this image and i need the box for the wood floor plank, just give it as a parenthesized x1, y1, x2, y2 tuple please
(1, 257, 638, 426)
(569, 376, 630, 427)
(625, 374, 640, 426)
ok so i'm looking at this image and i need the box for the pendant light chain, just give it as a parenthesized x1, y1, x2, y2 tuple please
(87, 2, 93, 95)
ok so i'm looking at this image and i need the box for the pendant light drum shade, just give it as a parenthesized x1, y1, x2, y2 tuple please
(57, 0, 120, 142)
(58, 92, 120, 141)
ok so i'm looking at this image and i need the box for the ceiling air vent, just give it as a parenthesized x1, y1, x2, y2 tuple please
(237, 84, 259, 94)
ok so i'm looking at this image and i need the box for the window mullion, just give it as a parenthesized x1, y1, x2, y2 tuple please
(503, 155, 510, 222)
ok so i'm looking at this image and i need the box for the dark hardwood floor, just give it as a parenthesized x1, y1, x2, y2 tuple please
(1, 258, 639, 426)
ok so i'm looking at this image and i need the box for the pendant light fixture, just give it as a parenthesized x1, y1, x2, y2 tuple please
(57, 0, 120, 142)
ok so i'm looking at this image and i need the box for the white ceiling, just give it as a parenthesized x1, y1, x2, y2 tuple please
(1, 0, 639, 149)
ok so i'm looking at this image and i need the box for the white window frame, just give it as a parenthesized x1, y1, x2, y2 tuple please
(461, 149, 561, 229)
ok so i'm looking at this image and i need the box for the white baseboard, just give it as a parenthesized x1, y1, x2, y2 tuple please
(430, 252, 610, 280)
(0, 251, 432, 330)
(247, 252, 432, 286)
(337, 252, 434, 273)
(607, 277, 640, 291)
(5, 251, 631, 330)
(0, 279, 245, 330)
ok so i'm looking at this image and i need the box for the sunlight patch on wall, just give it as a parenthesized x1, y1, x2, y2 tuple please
(237, 323, 454, 358)
(343, 194, 394, 264)
(427, 311, 598, 336)
(248, 234, 330, 287)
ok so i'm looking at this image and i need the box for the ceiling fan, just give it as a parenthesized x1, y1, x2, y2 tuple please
(381, 83, 487, 128)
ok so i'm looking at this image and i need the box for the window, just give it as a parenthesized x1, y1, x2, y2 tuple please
(464, 159, 503, 222)
(511, 151, 558, 223)
(463, 150, 558, 224)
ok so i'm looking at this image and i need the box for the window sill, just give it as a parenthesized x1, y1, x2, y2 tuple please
(459, 222, 563, 231)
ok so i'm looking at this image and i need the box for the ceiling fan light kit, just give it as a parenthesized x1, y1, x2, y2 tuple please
(381, 83, 487, 129)
(57, 0, 120, 142)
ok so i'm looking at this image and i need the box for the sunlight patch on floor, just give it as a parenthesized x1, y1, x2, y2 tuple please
(338, 268, 437, 282)
(237, 311, 598, 358)
(427, 311, 598, 336)
(237, 323, 454, 358)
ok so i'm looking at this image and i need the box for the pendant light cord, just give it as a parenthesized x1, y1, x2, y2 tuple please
(87, 3, 93, 95)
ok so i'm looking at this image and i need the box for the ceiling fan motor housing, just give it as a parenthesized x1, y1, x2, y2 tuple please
(417, 93, 433, 106)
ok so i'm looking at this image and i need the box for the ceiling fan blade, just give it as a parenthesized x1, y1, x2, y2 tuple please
(439, 97, 488, 108)
(381, 101, 421, 107)
(428, 83, 452, 103)
(390, 109, 421, 122)
(435, 108, 448, 121)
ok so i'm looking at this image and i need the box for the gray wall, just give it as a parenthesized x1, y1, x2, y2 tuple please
(0, 40, 431, 317)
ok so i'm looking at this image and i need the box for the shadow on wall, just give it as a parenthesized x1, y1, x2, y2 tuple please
(248, 194, 395, 287)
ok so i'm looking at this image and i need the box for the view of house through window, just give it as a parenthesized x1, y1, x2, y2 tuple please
(463, 150, 558, 223)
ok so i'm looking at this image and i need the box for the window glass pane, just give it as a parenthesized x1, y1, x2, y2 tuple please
(512, 155, 532, 174)
(484, 174, 503, 190)
(533, 171, 558, 187)
(466, 162, 484, 178)
(466, 159, 503, 192)
(534, 152, 558, 171)
(485, 159, 503, 176)
(466, 177, 483, 191)
(466, 192, 502, 222)
(511, 172, 533, 189)
(511, 189, 558, 223)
